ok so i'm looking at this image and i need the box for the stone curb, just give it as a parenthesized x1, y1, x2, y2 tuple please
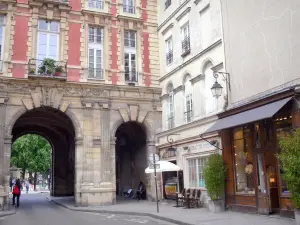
(0, 210, 16, 218)
(47, 197, 194, 225)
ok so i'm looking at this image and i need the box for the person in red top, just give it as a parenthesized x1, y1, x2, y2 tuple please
(12, 179, 21, 208)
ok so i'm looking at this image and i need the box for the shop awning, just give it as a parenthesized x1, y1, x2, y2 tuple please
(145, 161, 182, 174)
(203, 97, 293, 135)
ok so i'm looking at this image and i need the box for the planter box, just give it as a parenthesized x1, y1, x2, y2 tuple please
(295, 209, 300, 225)
(208, 199, 225, 213)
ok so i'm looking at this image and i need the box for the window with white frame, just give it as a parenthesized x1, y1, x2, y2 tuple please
(0, 16, 5, 71)
(188, 157, 208, 188)
(184, 76, 193, 123)
(123, 0, 135, 14)
(89, 0, 104, 9)
(37, 20, 60, 65)
(165, 37, 173, 66)
(181, 23, 190, 55)
(124, 30, 137, 82)
(167, 83, 174, 129)
(88, 26, 104, 79)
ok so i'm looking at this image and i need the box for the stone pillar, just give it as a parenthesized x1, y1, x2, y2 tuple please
(110, 137, 117, 204)
(75, 137, 83, 207)
(3, 136, 12, 209)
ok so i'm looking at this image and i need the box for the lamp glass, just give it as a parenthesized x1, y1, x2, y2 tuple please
(211, 81, 223, 98)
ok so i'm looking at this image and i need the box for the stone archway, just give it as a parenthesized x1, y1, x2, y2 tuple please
(8, 106, 77, 198)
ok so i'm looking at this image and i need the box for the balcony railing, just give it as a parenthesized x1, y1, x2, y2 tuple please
(166, 51, 173, 65)
(33, 0, 70, 5)
(89, 0, 104, 9)
(123, 5, 135, 14)
(28, 58, 67, 79)
(185, 110, 193, 123)
(182, 36, 191, 56)
(88, 68, 104, 79)
(165, 0, 171, 10)
(168, 116, 174, 129)
(125, 71, 138, 82)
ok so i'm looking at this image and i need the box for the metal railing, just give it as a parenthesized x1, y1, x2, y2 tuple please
(89, 0, 104, 9)
(182, 36, 191, 56)
(88, 68, 104, 79)
(168, 116, 174, 129)
(28, 58, 67, 78)
(123, 4, 135, 14)
(166, 51, 173, 65)
(35, 0, 70, 5)
(165, 0, 171, 9)
(125, 70, 138, 82)
(185, 110, 193, 123)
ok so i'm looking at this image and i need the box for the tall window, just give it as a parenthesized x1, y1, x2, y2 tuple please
(123, 0, 135, 14)
(37, 20, 59, 64)
(88, 26, 104, 79)
(181, 23, 190, 56)
(165, 0, 171, 10)
(184, 76, 193, 123)
(124, 30, 137, 82)
(167, 84, 174, 129)
(89, 0, 104, 9)
(188, 157, 207, 188)
(0, 16, 5, 71)
(233, 127, 255, 194)
(165, 37, 173, 66)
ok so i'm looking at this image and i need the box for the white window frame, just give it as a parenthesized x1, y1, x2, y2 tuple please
(124, 30, 137, 82)
(88, 0, 104, 9)
(123, 0, 135, 14)
(0, 16, 6, 71)
(165, 37, 173, 66)
(168, 91, 174, 129)
(36, 20, 60, 62)
(181, 23, 190, 54)
(88, 26, 104, 79)
(181, 23, 189, 40)
(184, 79, 193, 123)
(187, 156, 208, 188)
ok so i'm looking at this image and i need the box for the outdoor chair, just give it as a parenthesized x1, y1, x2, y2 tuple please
(123, 188, 133, 198)
(183, 189, 196, 208)
(175, 188, 186, 207)
(190, 189, 202, 208)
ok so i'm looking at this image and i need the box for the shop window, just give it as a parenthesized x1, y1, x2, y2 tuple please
(233, 127, 255, 194)
(188, 157, 207, 188)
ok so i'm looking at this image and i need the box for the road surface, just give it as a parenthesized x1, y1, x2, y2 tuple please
(2, 194, 174, 225)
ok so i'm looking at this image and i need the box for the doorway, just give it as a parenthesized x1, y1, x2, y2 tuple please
(255, 151, 280, 214)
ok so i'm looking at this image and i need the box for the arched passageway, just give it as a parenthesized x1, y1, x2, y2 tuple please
(115, 121, 148, 197)
(11, 107, 76, 196)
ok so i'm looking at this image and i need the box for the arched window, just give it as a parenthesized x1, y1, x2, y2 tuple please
(166, 83, 174, 129)
(203, 61, 216, 114)
(183, 75, 193, 123)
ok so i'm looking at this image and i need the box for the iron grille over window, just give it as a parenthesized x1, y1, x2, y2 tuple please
(166, 51, 173, 65)
(182, 36, 190, 56)
(165, 0, 171, 10)
(185, 110, 192, 123)
(168, 116, 174, 129)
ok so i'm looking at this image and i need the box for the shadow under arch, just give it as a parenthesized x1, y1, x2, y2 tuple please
(10, 106, 76, 197)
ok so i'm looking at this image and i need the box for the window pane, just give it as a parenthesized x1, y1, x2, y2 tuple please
(50, 22, 59, 32)
(89, 49, 94, 67)
(0, 16, 5, 25)
(89, 27, 94, 43)
(48, 34, 58, 60)
(96, 28, 102, 43)
(38, 20, 48, 31)
(96, 50, 102, 68)
(37, 33, 47, 60)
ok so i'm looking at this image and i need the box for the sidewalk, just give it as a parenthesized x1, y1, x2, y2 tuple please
(47, 196, 294, 225)
(0, 210, 15, 218)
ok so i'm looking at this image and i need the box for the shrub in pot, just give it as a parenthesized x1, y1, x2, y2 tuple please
(38, 58, 56, 75)
(55, 66, 64, 76)
(278, 129, 300, 224)
(203, 153, 226, 213)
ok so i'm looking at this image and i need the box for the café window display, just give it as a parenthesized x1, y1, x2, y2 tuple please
(233, 127, 255, 194)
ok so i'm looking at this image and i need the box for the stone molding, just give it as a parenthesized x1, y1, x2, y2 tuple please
(161, 23, 174, 35)
(190, 74, 205, 84)
(176, 7, 191, 21)
(174, 85, 184, 94)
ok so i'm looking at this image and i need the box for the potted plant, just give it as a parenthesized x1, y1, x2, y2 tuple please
(203, 153, 226, 213)
(38, 58, 56, 76)
(55, 66, 64, 76)
(278, 129, 300, 224)
(28, 68, 35, 75)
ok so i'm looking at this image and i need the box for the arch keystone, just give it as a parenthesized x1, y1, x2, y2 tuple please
(21, 98, 34, 110)
(129, 105, 139, 121)
(118, 108, 129, 122)
(137, 110, 148, 124)
(60, 100, 70, 112)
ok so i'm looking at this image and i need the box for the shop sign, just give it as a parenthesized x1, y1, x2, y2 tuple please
(183, 141, 216, 152)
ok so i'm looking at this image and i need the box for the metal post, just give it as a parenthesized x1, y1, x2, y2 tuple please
(153, 154, 159, 213)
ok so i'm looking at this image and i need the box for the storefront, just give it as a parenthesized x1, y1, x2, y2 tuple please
(203, 90, 300, 218)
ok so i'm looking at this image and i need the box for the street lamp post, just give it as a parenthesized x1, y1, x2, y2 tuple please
(210, 72, 231, 99)
(149, 153, 160, 213)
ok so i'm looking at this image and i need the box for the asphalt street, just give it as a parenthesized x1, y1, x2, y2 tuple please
(1, 194, 175, 225)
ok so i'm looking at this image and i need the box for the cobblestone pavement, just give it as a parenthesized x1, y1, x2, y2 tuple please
(1, 194, 175, 225)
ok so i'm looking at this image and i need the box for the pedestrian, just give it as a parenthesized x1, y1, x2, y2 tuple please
(12, 179, 21, 208)
(25, 180, 29, 194)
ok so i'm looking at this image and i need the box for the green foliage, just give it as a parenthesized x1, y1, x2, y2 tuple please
(38, 58, 56, 75)
(278, 129, 300, 208)
(203, 153, 226, 200)
(11, 134, 51, 175)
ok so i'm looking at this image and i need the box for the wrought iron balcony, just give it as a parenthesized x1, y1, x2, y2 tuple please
(123, 5, 135, 14)
(31, 0, 70, 5)
(165, 0, 171, 10)
(28, 58, 67, 79)
(185, 110, 193, 123)
(89, 0, 104, 9)
(88, 67, 104, 79)
(166, 51, 173, 65)
(182, 36, 191, 57)
(125, 70, 138, 82)
(168, 116, 174, 129)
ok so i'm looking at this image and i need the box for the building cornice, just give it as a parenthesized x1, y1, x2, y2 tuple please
(190, 74, 205, 84)
(194, 0, 202, 5)
(161, 23, 174, 35)
(173, 85, 184, 94)
(82, 9, 112, 18)
(211, 62, 224, 72)
(158, 0, 191, 31)
(159, 39, 222, 82)
(176, 7, 191, 21)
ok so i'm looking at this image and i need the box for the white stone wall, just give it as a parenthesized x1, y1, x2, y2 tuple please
(221, 0, 300, 106)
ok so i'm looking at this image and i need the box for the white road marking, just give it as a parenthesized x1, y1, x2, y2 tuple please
(125, 218, 149, 224)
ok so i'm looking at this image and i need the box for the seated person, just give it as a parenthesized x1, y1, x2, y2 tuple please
(136, 182, 146, 200)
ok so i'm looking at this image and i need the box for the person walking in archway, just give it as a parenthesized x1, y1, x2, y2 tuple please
(12, 179, 21, 208)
